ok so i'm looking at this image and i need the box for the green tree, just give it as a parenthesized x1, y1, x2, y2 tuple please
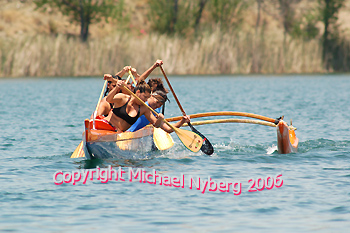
(289, 11, 319, 41)
(277, 0, 301, 43)
(208, 0, 250, 31)
(147, 0, 177, 34)
(318, 0, 345, 69)
(259, 0, 301, 41)
(34, 0, 123, 42)
(147, 0, 198, 36)
(193, 0, 209, 33)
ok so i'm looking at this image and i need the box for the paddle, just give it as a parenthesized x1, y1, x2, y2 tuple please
(71, 80, 108, 158)
(129, 69, 174, 150)
(125, 73, 132, 84)
(153, 127, 174, 150)
(159, 66, 214, 155)
(120, 84, 203, 153)
(71, 140, 85, 158)
(128, 70, 138, 86)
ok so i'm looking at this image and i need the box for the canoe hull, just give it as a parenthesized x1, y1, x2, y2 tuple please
(85, 136, 156, 160)
(83, 119, 156, 159)
(276, 120, 298, 154)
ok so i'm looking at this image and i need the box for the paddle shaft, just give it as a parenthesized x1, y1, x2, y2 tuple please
(72, 80, 107, 158)
(125, 74, 131, 84)
(128, 70, 137, 85)
(93, 80, 109, 129)
(160, 66, 186, 115)
(95, 80, 108, 113)
(159, 66, 214, 155)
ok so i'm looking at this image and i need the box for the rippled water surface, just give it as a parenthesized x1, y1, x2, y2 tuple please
(1, 75, 350, 232)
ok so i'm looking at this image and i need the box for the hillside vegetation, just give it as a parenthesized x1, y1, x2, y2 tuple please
(1, 0, 350, 77)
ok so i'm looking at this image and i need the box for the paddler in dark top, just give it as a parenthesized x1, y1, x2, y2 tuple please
(103, 60, 190, 133)
(96, 66, 139, 117)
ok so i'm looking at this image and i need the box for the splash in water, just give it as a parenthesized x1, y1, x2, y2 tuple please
(266, 144, 278, 155)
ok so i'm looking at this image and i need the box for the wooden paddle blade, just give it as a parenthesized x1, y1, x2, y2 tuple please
(188, 123, 214, 155)
(153, 127, 174, 150)
(70, 141, 85, 158)
(174, 128, 204, 153)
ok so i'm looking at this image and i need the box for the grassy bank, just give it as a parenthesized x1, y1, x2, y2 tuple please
(2, 0, 350, 77)
(0, 29, 325, 77)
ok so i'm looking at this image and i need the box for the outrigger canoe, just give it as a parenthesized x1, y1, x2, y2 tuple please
(72, 111, 298, 159)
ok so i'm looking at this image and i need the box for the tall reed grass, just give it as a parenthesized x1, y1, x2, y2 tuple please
(0, 30, 326, 77)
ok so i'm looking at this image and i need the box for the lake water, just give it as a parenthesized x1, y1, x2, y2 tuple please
(1, 75, 350, 232)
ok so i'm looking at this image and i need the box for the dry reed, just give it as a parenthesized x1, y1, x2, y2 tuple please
(0, 30, 325, 77)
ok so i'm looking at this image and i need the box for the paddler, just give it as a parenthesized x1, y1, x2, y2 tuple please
(95, 66, 139, 117)
(102, 60, 190, 133)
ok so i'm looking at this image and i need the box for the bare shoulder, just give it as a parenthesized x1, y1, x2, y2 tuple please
(112, 93, 128, 101)
(111, 93, 130, 106)
(100, 96, 108, 102)
(140, 105, 150, 114)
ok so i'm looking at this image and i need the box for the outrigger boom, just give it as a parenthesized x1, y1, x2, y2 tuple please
(170, 112, 298, 154)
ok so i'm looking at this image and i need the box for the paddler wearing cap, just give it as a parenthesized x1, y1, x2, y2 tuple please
(127, 89, 170, 132)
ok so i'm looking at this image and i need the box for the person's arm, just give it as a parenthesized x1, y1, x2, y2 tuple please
(159, 114, 190, 133)
(104, 74, 119, 84)
(143, 109, 190, 133)
(130, 68, 140, 80)
(114, 66, 131, 79)
(172, 115, 190, 128)
(103, 66, 131, 83)
(137, 60, 163, 84)
(90, 100, 110, 119)
(105, 80, 124, 103)
(96, 99, 110, 116)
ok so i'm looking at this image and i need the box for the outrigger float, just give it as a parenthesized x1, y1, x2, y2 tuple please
(71, 111, 298, 159)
